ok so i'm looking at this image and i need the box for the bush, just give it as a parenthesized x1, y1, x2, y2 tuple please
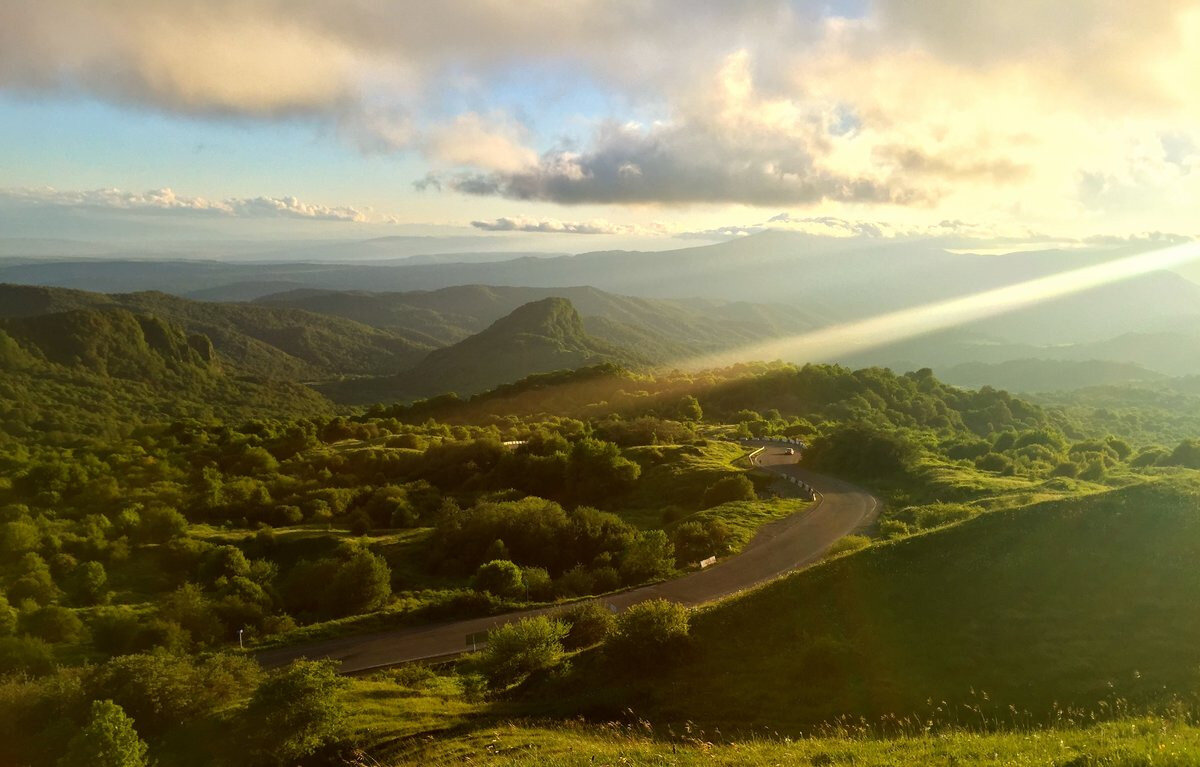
(243, 660, 348, 766)
(0, 635, 56, 676)
(825, 534, 871, 558)
(559, 601, 616, 649)
(0, 595, 16, 636)
(22, 605, 85, 644)
(472, 560, 525, 599)
(607, 599, 690, 668)
(619, 531, 675, 585)
(68, 561, 110, 606)
(702, 474, 757, 508)
(475, 616, 568, 689)
(90, 652, 260, 736)
(58, 699, 148, 767)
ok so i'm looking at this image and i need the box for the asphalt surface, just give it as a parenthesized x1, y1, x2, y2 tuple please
(256, 443, 879, 673)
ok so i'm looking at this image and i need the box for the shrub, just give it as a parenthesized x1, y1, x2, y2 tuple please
(22, 605, 86, 644)
(522, 566, 554, 601)
(559, 601, 616, 649)
(137, 506, 188, 544)
(0, 635, 56, 676)
(702, 474, 757, 508)
(58, 699, 148, 767)
(472, 560, 526, 599)
(1167, 439, 1200, 469)
(90, 652, 260, 736)
(243, 660, 348, 766)
(607, 599, 690, 667)
(619, 531, 675, 585)
(825, 535, 871, 558)
(475, 616, 568, 689)
(0, 595, 16, 636)
(68, 561, 110, 606)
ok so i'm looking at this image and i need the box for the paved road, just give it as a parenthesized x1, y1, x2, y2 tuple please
(257, 444, 879, 673)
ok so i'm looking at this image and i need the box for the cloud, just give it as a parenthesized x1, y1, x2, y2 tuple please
(4, 1, 1200, 230)
(0, 187, 367, 222)
(436, 53, 931, 206)
(470, 216, 652, 235)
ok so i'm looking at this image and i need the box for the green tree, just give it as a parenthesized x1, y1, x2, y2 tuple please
(244, 660, 347, 765)
(22, 605, 85, 643)
(331, 548, 392, 615)
(473, 560, 526, 599)
(619, 531, 675, 585)
(475, 616, 568, 689)
(676, 395, 703, 422)
(58, 700, 148, 767)
(69, 561, 110, 606)
(0, 594, 16, 636)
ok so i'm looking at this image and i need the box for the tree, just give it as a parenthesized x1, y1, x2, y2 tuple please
(244, 660, 347, 765)
(475, 616, 568, 689)
(58, 700, 148, 767)
(607, 599, 690, 668)
(472, 560, 525, 599)
(676, 395, 703, 422)
(22, 605, 85, 643)
(328, 548, 392, 615)
(69, 561, 110, 605)
(0, 594, 16, 636)
(619, 531, 675, 585)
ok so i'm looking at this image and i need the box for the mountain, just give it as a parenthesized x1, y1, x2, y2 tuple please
(5, 233, 1200, 380)
(937, 359, 1166, 392)
(256, 284, 824, 361)
(326, 298, 643, 403)
(0, 308, 332, 443)
(0, 284, 431, 380)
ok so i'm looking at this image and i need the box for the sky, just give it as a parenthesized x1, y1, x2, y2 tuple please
(1, 1, 1198, 254)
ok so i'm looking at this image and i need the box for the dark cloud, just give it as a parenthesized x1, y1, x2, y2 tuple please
(440, 120, 929, 206)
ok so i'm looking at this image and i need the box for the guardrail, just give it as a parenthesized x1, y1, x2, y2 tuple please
(745, 440, 816, 500)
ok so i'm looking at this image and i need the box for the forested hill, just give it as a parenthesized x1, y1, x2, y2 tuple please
(326, 297, 645, 403)
(0, 308, 332, 444)
(0, 283, 431, 380)
(256, 284, 822, 360)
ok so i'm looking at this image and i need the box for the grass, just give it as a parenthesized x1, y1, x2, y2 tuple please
(393, 716, 1200, 765)
(521, 474, 1200, 733)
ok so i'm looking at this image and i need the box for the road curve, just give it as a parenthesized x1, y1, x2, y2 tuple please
(257, 443, 879, 673)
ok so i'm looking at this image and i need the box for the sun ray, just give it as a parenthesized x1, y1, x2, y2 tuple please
(679, 242, 1200, 370)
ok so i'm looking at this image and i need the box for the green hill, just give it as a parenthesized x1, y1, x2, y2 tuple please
(532, 476, 1200, 731)
(0, 308, 331, 443)
(0, 283, 430, 380)
(327, 298, 645, 403)
(256, 284, 822, 364)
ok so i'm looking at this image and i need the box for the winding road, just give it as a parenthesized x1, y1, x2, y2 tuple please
(257, 442, 879, 673)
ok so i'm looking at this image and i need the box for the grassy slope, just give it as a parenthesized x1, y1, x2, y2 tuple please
(530, 475, 1200, 732)
(397, 717, 1200, 766)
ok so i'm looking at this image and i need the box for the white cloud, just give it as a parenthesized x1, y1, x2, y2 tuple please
(0, 187, 368, 222)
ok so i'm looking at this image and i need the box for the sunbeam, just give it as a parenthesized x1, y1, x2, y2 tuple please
(680, 241, 1200, 370)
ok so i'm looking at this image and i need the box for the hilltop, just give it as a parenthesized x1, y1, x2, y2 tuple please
(328, 297, 645, 402)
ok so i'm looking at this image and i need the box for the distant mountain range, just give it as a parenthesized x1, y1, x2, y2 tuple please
(3, 231, 1200, 395)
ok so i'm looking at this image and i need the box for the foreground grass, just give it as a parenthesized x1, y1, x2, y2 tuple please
(396, 717, 1200, 765)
